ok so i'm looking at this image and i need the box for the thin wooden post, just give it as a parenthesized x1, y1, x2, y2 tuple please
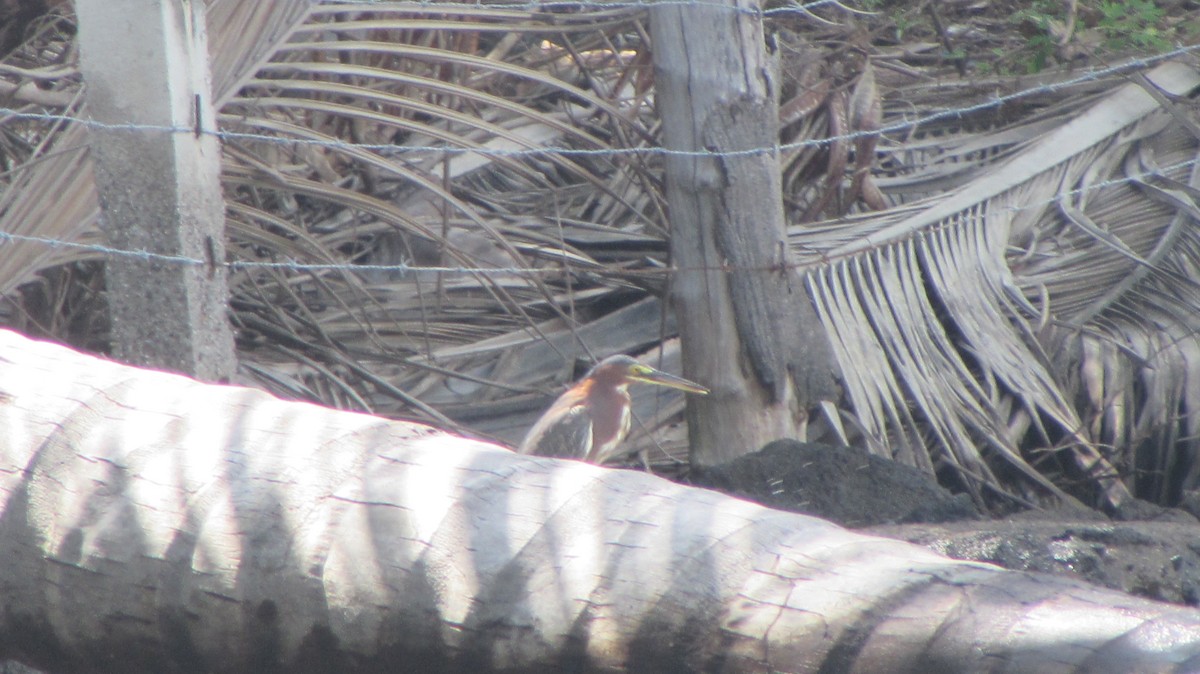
(649, 0, 837, 465)
(75, 0, 235, 381)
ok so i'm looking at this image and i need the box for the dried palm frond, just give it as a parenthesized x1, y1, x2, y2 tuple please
(799, 62, 1200, 509)
(216, 3, 674, 437)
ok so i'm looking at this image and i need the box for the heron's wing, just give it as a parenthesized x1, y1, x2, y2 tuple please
(518, 401, 593, 459)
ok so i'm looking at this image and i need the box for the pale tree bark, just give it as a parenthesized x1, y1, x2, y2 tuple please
(649, 0, 838, 466)
(0, 329, 1198, 673)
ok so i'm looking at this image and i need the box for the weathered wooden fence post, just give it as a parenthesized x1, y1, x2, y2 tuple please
(75, 0, 235, 381)
(649, 0, 837, 465)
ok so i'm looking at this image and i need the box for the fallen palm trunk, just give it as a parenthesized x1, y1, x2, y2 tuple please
(0, 329, 1197, 673)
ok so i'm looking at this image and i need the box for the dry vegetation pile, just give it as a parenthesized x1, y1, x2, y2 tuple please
(2, 0, 1200, 511)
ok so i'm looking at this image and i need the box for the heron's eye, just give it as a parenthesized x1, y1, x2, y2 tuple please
(632, 365, 650, 375)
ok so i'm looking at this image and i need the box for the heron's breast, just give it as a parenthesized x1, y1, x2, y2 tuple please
(588, 387, 632, 457)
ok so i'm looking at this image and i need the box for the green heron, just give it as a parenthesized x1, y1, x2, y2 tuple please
(518, 354, 709, 464)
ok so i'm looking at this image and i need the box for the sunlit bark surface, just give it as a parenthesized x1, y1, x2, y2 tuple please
(0, 330, 1198, 673)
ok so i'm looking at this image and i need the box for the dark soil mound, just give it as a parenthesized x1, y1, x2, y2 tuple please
(690, 439, 978, 527)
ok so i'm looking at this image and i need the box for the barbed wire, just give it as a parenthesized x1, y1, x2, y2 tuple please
(319, 0, 856, 18)
(2, 153, 1194, 276)
(2, 44, 1197, 160)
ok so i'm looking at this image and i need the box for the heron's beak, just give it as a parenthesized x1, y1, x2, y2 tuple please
(632, 368, 709, 394)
